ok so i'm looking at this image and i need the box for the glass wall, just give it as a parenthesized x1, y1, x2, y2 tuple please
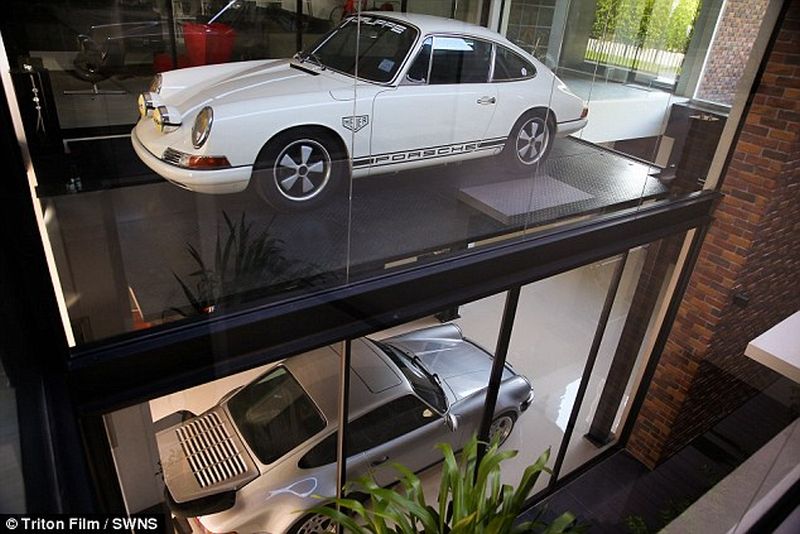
(0, 0, 774, 348)
(100, 231, 685, 531)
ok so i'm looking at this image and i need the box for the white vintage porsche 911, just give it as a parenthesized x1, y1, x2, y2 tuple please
(132, 12, 587, 210)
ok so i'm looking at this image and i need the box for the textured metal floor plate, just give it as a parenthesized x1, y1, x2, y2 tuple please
(457, 175, 594, 224)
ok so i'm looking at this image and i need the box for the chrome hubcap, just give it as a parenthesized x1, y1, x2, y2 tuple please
(274, 139, 332, 201)
(489, 415, 514, 446)
(297, 514, 335, 534)
(516, 117, 549, 165)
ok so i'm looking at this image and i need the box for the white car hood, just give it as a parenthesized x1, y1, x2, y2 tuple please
(163, 59, 356, 116)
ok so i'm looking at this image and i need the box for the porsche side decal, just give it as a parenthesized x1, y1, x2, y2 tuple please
(354, 137, 507, 168)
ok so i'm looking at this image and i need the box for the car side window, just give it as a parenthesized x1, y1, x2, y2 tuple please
(493, 46, 536, 81)
(430, 36, 492, 85)
(298, 395, 433, 469)
(406, 37, 432, 83)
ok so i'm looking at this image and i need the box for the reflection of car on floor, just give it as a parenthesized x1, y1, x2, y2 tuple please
(132, 12, 588, 210)
(156, 323, 534, 534)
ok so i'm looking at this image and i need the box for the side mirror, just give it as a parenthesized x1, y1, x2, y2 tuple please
(445, 413, 459, 432)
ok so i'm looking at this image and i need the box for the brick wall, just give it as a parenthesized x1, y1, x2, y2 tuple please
(627, 0, 800, 468)
(696, 0, 769, 106)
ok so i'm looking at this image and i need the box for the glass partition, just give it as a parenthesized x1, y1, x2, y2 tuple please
(100, 231, 686, 531)
(0, 0, 775, 346)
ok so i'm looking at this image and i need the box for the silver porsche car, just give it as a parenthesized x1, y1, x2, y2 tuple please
(156, 323, 534, 533)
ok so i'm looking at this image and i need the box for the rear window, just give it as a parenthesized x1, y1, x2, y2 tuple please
(227, 367, 325, 465)
(493, 45, 536, 81)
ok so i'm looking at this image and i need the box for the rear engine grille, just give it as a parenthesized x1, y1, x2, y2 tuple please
(162, 147, 184, 166)
(175, 412, 248, 488)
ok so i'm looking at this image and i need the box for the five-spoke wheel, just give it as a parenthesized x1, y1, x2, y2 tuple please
(489, 413, 516, 447)
(505, 110, 554, 170)
(254, 129, 345, 211)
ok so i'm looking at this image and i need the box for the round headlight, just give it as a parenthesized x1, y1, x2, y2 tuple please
(192, 107, 214, 148)
(149, 74, 162, 94)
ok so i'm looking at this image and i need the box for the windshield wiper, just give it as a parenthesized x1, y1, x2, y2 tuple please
(298, 51, 326, 70)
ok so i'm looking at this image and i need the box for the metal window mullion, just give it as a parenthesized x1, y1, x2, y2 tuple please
(547, 251, 629, 489)
(476, 286, 520, 468)
(335, 339, 352, 534)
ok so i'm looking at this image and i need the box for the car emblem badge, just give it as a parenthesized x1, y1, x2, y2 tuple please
(342, 115, 369, 132)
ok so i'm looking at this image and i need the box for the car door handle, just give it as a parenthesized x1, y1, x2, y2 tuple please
(477, 96, 496, 105)
(370, 456, 389, 467)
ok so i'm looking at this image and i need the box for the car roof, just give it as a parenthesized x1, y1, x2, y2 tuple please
(282, 339, 412, 425)
(362, 11, 516, 46)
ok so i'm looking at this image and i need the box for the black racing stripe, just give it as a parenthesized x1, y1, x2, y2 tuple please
(366, 146, 499, 169)
(352, 137, 507, 170)
(366, 137, 504, 160)
(478, 140, 508, 148)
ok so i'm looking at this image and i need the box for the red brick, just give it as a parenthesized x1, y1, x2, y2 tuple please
(629, 5, 800, 469)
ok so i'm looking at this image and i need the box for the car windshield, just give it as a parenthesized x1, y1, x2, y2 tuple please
(227, 367, 325, 465)
(374, 341, 448, 413)
(307, 16, 418, 83)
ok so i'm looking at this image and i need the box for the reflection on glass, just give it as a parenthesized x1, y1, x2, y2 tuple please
(2, 0, 772, 346)
(500, 256, 622, 492)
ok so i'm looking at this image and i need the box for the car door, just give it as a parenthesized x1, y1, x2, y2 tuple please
(355, 395, 455, 487)
(368, 35, 499, 174)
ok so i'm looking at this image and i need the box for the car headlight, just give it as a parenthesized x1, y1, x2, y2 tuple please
(192, 107, 214, 148)
(149, 74, 162, 94)
(137, 92, 155, 118)
(153, 105, 182, 132)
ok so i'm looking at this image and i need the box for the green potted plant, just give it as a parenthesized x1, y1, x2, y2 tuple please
(311, 435, 584, 533)
(172, 211, 334, 316)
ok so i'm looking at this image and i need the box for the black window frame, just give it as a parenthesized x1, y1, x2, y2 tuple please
(404, 36, 433, 84)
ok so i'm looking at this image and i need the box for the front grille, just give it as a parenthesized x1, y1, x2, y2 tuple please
(175, 412, 248, 488)
(162, 147, 184, 166)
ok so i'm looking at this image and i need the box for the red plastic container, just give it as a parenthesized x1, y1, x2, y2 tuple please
(182, 22, 236, 66)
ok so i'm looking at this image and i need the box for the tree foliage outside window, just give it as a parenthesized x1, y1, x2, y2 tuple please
(591, 0, 701, 53)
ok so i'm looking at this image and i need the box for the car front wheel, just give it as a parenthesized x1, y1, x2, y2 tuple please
(504, 110, 555, 171)
(489, 413, 516, 446)
(253, 129, 346, 211)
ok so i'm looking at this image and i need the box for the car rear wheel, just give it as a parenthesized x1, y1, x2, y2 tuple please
(253, 129, 346, 212)
(489, 413, 516, 447)
(291, 512, 336, 534)
(504, 110, 555, 171)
